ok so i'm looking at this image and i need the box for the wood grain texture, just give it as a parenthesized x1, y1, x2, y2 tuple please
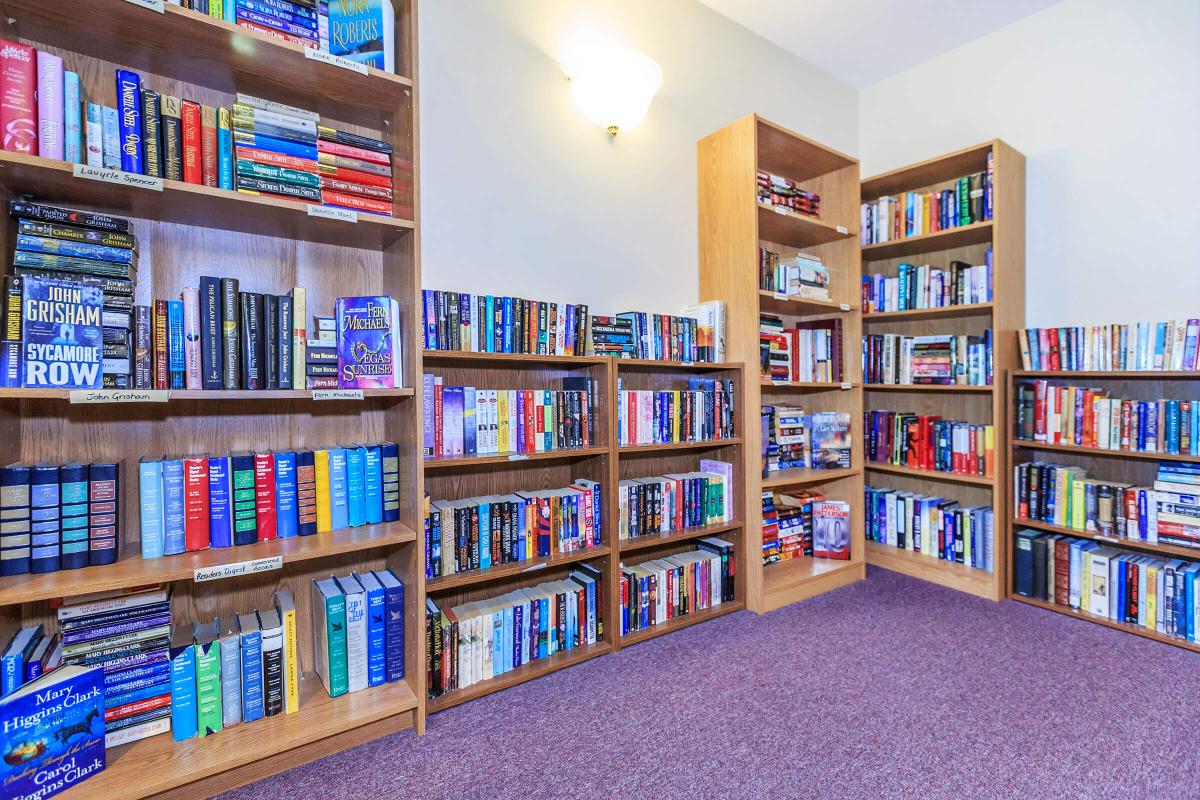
(1011, 594, 1200, 654)
(864, 541, 996, 600)
(618, 599, 744, 647)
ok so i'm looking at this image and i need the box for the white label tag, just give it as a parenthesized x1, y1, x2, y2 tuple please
(773, 205, 789, 215)
(304, 48, 369, 75)
(840, 303, 851, 312)
(312, 389, 363, 401)
(836, 225, 848, 234)
(522, 563, 547, 573)
(773, 292, 787, 301)
(306, 204, 358, 223)
(840, 382, 852, 390)
(69, 389, 169, 404)
(124, 0, 164, 12)
(73, 164, 163, 191)
(194, 555, 283, 583)
(508, 454, 528, 461)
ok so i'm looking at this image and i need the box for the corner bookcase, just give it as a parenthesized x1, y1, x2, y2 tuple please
(698, 114, 865, 614)
(0, 2, 424, 798)
(860, 141, 1025, 602)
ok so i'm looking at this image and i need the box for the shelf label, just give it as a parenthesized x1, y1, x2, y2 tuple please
(772, 205, 789, 215)
(304, 48, 369, 76)
(73, 164, 163, 191)
(69, 389, 169, 404)
(836, 225, 848, 234)
(839, 303, 851, 312)
(522, 563, 547, 573)
(194, 555, 283, 583)
(123, 0, 164, 12)
(840, 382, 852, 390)
(312, 389, 364, 401)
(773, 292, 787, 301)
(306, 204, 358, 223)
(508, 454, 528, 461)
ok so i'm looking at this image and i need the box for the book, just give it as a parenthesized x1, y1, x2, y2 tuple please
(200, 104, 218, 187)
(216, 617, 241, 729)
(374, 568, 405, 681)
(273, 450, 298, 538)
(207, 456, 232, 548)
(0, 464, 31, 577)
(314, 448, 332, 532)
(353, 571, 386, 687)
(381, 441, 399, 522)
(182, 456, 210, 551)
(193, 621, 222, 737)
(35, 52, 63, 160)
(167, 299, 185, 389)
(160, 457, 185, 555)
(29, 465, 60, 574)
(169, 625, 197, 740)
(199, 276, 223, 389)
(161, 95, 183, 181)
(138, 459, 164, 560)
(239, 292, 263, 389)
(59, 463, 90, 570)
(812, 500, 851, 559)
(230, 453, 257, 546)
(114, 69, 143, 174)
(311, 577, 348, 697)
(334, 574, 367, 692)
(274, 589, 300, 714)
(140, 88, 163, 177)
(295, 450, 317, 535)
(235, 612, 263, 723)
(253, 452, 276, 540)
(87, 463, 119, 566)
(220, 277, 240, 389)
(335, 295, 402, 388)
(20, 276, 103, 389)
(257, 609, 284, 716)
(0, 40, 37, 154)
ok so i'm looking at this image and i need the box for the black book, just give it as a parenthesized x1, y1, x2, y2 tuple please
(141, 88, 164, 178)
(234, 176, 321, 202)
(221, 278, 240, 389)
(88, 462, 120, 566)
(10, 200, 129, 232)
(198, 276, 223, 389)
(278, 294, 293, 390)
(133, 305, 151, 389)
(258, 610, 284, 717)
(161, 95, 183, 182)
(263, 294, 279, 390)
(1031, 534, 1049, 601)
(239, 292, 262, 389)
(426, 598, 441, 698)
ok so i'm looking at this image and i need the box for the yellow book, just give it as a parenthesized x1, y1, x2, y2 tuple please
(1071, 478, 1086, 530)
(315, 448, 332, 532)
(672, 391, 682, 442)
(963, 511, 972, 566)
(984, 424, 994, 475)
(1081, 550, 1092, 603)
(292, 287, 306, 389)
(1053, 468, 1071, 527)
(1147, 565, 1157, 629)
(498, 390, 510, 454)
(275, 589, 300, 714)
(526, 499, 534, 559)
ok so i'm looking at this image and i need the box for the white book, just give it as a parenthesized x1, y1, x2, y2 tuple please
(217, 617, 242, 728)
(335, 575, 368, 692)
(556, 307, 566, 356)
(257, 608, 284, 716)
(469, 300, 479, 353)
(1088, 548, 1113, 616)
(105, 716, 171, 747)
(236, 93, 319, 122)
(1137, 559, 1149, 627)
(57, 589, 170, 621)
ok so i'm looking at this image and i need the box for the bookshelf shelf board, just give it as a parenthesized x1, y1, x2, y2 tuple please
(860, 141, 993, 200)
(755, 116, 857, 182)
(618, 600, 744, 647)
(865, 462, 995, 487)
(756, 203, 855, 248)
(422, 350, 608, 366)
(618, 438, 742, 454)
(1012, 370, 1200, 379)
(1011, 594, 1200, 654)
(428, 640, 612, 714)
(864, 383, 994, 394)
(761, 381, 858, 391)
(0, 152, 414, 248)
(0, 522, 418, 606)
(861, 221, 993, 261)
(865, 541, 997, 600)
(761, 557, 863, 611)
(0, 388, 414, 401)
(617, 521, 743, 554)
(1012, 439, 1199, 462)
(423, 445, 610, 470)
(615, 358, 737, 371)
(758, 291, 849, 317)
(426, 545, 611, 593)
(2, 0, 412, 126)
(863, 303, 994, 322)
(761, 466, 859, 489)
(1011, 517, 1200, 561)
(80, 673, 418, 800)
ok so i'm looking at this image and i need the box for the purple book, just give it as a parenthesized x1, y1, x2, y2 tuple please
(335, 295, 402, 388)
(443, 386, 464, 456)
(35, 51, 64, 160)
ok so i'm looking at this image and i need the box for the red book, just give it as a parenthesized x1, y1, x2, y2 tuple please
(237, 20, 318, 49)
(200, 104, 218, 187)
(320, 190, 391, 216)
(580, 398, 590, 446)
(153, 299, 169, 390)
(318, 163, 391, 189)
(0, 40, 36, 153)
(319, 176, 393, 201)
(317, 138, 390, 166)
(433, 381, 443, 456)
(183, 456, 210, 551)
(254, 452, 276, 540)
(524, 390, 536, 453)
(105, 693, 172, 723)
(236, 146, 314, 172)
(181, 100, 202, 184)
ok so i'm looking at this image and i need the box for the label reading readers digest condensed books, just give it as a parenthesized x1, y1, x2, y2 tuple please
(122, 0, 164, 12)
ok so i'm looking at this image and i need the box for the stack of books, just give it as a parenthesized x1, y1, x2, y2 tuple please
(866, 411, 994, 478)
(1, 624, 59, 698)
(761, 490, 781, 563)
(233, 0, 321, 49)
(759, 249, 830, 301)
(1019, 319, 1200, 372)
(863, 331, 993, 386)
(861, 252, 992, 314)
(311, 572, 406, 698)
(318, 125, 396, 215)
(587, 315, 636, 357)
(425, 566, 602, 699)
(616, 378, 736, 446)
(773, 490, 822, 560)
(860, 157, 993, 245)
(619, 541, 733, 635)
(138, 443, 401, 559)
(617, 460, 733, 541)
(760, 314, 842, 383)
(421, 290, 589, 355)
(233, 96, 321, 203)
(763, 408, 851, 472)
(757, 170, 820, 217)
(426, 481, 603, 578)
(866, 486, 994, 571)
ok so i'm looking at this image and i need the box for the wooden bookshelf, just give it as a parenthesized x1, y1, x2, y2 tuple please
(698, 114, 865, 614)
(1006, 369, 1200, 651)
(0, 2, 425, 796)
(860, 141, 1025, 602)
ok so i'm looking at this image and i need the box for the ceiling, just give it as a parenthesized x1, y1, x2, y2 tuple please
(696, 0, 1063, 87)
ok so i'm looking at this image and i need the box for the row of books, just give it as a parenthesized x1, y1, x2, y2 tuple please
(424, 481, 603, 579)
(860, 159, 993, 245)
(421, 378, 594, 458)
(1, 625, 61, 698)
(616, 380, 736, 446)
(861, 254, 992, 314)
(758, 248, 831, 302)
(0, 463, 119, 577)
(616, 308, 724, 363)
(761, 490, 850, 564)
(1014, 381, 1200, 456)
(865, 487, 995, 571)
(421, 290, 589, 356)
(1014, 531, 1200, 642)
(619, 541, 733, 636)
(762, 406, 852, 472)
(757, 170, 820, 218)
(424, 566, 602, 698)
(139, 444, 402, 559)
(863, 331, 994, 386)
(617, 461, 733, 541)
(864, 411, 995, 478)
(310, 571, 406, 698)
(760, 315, 843, 383)
(1017, 320, 1200, 372)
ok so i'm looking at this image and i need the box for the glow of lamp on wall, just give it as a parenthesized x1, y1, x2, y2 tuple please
(560, 37, 662, 137)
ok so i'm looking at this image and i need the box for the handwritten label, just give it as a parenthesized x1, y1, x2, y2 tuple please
(123, 0, 164, 12)
(194, 556, 283, 583)
(306, 204, 358, 223)
(840, 382, 852, 390)
(312, 389, 364, 401)
(508, 454, 528, 461)
(304, 48, 369, 76)
(836, 225, 849, 234)
(70, 389, 169, 404)
(840, 303, 851, 312)
(73, 164, 163, 191)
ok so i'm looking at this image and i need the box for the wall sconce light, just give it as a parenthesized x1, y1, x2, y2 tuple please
(560, 36, 662, 137)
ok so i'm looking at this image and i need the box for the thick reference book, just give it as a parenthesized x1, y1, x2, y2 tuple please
(311, 577, 349, 697)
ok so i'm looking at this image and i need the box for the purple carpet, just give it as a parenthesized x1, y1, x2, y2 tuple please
(220, 567, 1200, 800)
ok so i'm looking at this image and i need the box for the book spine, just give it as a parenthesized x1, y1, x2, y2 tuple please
(295, 452, 317, 535)
(278, 599, 299, 713)
(161, 459, 185, 555)
(87, 463, 119, 566)
(138, 460, 164, 559)
(36, 52, 64, 160)
(115, 69, 144, 173)
(167, 299, 185, 389)
(152, 300, 168, 389)
(101, 105, 120, 169)
(273, 451, 298, 538)
(200, 104, 218, 187)
(263, 295, 278, 389)
(239, 292, 261, 389)
(63, 71, 82, 163)
(254, 452, 276, 540)
(277, 294, 293, 389)
(220, 278, 240, 388)
(218, 635, 241, 728)
(218, 107, 233, 190)
(231, 456, 257, 546)
(182, 456, 209, 551)
(320, 190, 391, 215)
(140, 88, 163, 177)
(382, 579, 404, 681)
(182, 287, 203, 390)
(291, 287, 306, 390)
(161, 96, 183, 181)
(260, 627, 284, 715)
(181, 100, 202, 184)
(0, 41, 36, 154)
(169, 642, 197, 740)
(197, 277, 223, 389)
(236, 175, 321, 202)
(60, 464, 90, 570)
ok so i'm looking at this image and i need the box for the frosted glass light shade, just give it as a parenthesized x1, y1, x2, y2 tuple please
(561, 41, 662, 136)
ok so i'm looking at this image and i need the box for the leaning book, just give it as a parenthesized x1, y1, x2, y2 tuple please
(0, 665, 106, 800)
(21, 276, 103, 389)
(336, 295, 402, 389)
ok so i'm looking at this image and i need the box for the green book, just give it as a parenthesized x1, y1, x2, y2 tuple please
(236, 159, 321, 190)
(193, 620, 223, 737)
(231, 452, 257, 546)
(311, 577, 348, 697)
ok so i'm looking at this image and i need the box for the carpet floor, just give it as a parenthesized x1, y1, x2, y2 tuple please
(219, 567, 1200, 800)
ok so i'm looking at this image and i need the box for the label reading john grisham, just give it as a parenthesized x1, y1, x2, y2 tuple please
(22, 276, 103, 389)
(336, 296, 402, 389)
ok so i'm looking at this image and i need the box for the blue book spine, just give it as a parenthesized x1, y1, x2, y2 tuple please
(380, 442, 399, 522)
(167, 299, 185, 389)
(240, 632, 263, 723)
(362, 582, 386, 686)
(59, 464, 90, 570)
(478, 502, 491, 570)
(379, 575, 404, 682)
(501, 297, 512, 353)
(217, 120, 234, 190)
(115, 69, 145, 173)
(491, 611, 503, 674)
(512, 603, 523, 668)
(516, 500, 526, 561)
(232, 131, 317, 160)
(539, 597, 549, 658)
(15, 234, 135, 264)
(501, 606, 513, 673)
(274, 451, 298, 538)
(218, 636, 241, 728)
(170, 641, 198, 740)
(364, 445, 383, 524)
(329, 447, 348, 530)
(162, 458, 186, 555)
(28, 465, 60, 574)
(208, 456, 232, 548)
(138, 459, 165, 559)
(485, 296, 495, 352)
(64, 71, 82, 164)
(346, 446, 366, 528)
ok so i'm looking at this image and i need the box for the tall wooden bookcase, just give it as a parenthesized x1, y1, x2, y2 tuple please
(698, 114, 865, 614)
(0, 3, 424, 798)
(859, 141, 1025, 601)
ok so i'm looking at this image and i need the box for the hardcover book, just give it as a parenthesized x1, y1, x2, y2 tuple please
(36, 52, 63, 161)
(138, 459, 164, 559)
(334, 574, 367, 693)
(0, 39, 36, 154)
(257, 609, 284, 716)
(230, 453, 257, 546)
(168, 625, 197, 741)
(812, 500, 851, 560)
(114, 69, 143, 174)
(193, 621, 222, 737)
(161, 457, 185, 555)
(21, 276, 103, 390)
(216, 618, 241, 729)
(87, 463, 119, 566)
(335, 296, 402, 389)
(207, 455, 232, 548)
(311, 577, 348, 697)
(236, 612, 263, 724)
(59, 464, 89, 571)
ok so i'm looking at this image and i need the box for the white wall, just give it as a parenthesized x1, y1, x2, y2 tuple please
(417, 0, 858, 316)
(858, 0, 1200, 328)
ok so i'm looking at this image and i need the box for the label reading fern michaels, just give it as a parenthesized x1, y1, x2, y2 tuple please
(73, 163, 163, 191)
(306, 204, 357, 223)
(69, 389, 169, 404)
(311, 389, 364, 400)
(194, 555, 283, 583)
(123, 0, 164, 12)
(304, 48, 369, 76)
